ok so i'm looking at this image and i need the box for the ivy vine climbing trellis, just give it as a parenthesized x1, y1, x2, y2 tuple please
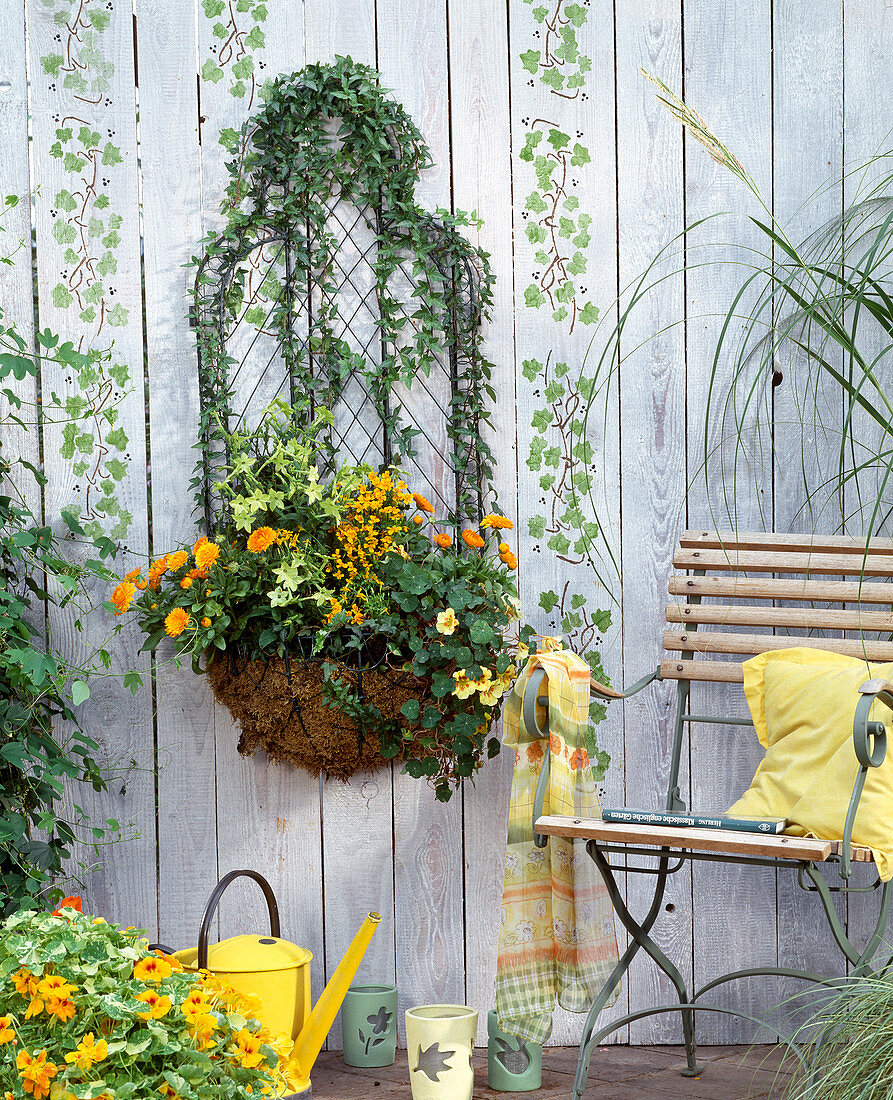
(191, 57, 497, 533)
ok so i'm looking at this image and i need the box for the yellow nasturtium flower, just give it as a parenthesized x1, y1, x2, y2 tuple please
(64, 1033, 108, 1073)
(435, 608, 458, 636)
(452, 670, 475, 700)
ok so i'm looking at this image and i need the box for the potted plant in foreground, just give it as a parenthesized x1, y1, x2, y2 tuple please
(111, 403, 527, 801)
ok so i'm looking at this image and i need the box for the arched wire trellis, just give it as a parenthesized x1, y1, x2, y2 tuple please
(191, 60, 496, 536)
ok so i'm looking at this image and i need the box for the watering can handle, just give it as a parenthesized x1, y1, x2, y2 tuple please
(198, 869, 281, 969)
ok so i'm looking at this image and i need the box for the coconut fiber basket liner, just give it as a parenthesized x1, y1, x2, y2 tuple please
(206, 649, 429, 780)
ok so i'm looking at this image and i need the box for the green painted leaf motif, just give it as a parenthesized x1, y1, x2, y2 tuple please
(245, 25, 266, 49)
(63, 152, 86, 174)
(579, 301, 599, 325)
(52, 221, 76, 245)
(552, 307, 568, 322)
(530, 408, 551, 431)
(547, 128, 570, 152)
(539, 473, 555, 490)
(525, 222, 547, 244)
(525, 190, 547, 214)
(101, 142, 123, 167)
(528, 515, 546, 538)
(521, 358, 543, 381)
(41, 53, 64, 77)
(212, 20, 228, 37)
(547, 532, 571, 554)
(52, 283, 73, 309)
(570, 142, 591, 167)
(87, 8, 111, 30)
(544, 380, 565, 402)
(520, 49, 541, 74)
(230, 80, 247, 98)
(105, 427, 128, 450)
(201, 59, 225, 84)
(541, 68, 565, 91)
(524, 284, 545, 309)
(565, 3, 587, 26)
(567, 251, 587, 275)
(55, 189, 77, 212)
(538, 590, 559, 613)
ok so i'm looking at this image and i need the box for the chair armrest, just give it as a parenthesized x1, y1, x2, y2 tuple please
(839, 680, 892, 878)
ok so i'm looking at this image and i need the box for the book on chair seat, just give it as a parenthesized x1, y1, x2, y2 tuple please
(600, 808, 788, 834)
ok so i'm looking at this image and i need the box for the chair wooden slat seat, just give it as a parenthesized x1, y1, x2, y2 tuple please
(674, 546, 893, 576)
(665, 603, 893, 631)
(680, 529, 893, 554)
(668, 575, 893, 602)
(663, 630, 893, 662)
(534, 815, 875, 864)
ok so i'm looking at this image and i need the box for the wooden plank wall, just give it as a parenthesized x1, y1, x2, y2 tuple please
(2, 0, 893, 1048)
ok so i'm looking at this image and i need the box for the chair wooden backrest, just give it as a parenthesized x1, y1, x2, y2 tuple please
(661, 530, 893, 683)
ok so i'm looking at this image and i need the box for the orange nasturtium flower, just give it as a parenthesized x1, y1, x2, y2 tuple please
(37, 976, 77, 1001)
(246, 526, 277, 553)
(110, 581, 135, 616)
(411, 492, 434, 513)
(164, 608, 190, 639)
(13, 967, 38, 999)
(0, 1017, 14, 1044)
(64, 1033, 108, 1073)
(186, 1012, 219, 1051)
(230, 1028, 264, 1069)
(135, 990, 172, 1020)
(133, 956, 173, 984)
(480, 513, 514, 530)
(52, 895, 82, 916)
(16, 1050, 58, 1100)
(432, 533, 452, 549)
(180, 990, 211, 1020)
(461, 529, 485, 549)
(45, 998, 75, 1023)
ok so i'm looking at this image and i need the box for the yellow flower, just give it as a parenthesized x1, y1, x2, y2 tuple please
(186, 1012, 219, 1051)
(164, 608, 190, 638)
(412, 493, 434, 513)
(135, 989, 172, 1020)
(12, 968, 38, 999)
(17, 1050, 58, 1100)
(480, 681, 504, 707)
(433, 533, 452, 549)
(180, 990, 211, 1019)
(180, 577, 193, 589)
(201, 617, 212, 628)
(412, 514, 424, 525)
(45, 998, 75, 1023)
(247, 527, 277, 552)
(64, 1032, 107, 1073)
(452, 670, 475, 700)
(36, 976, 76, 1000)
(0, 1017, 14, 1044)
(147, 555, 169, 589)
(498, 542, 510, 555)
(481, 514, 514, 530)
(110, 581, 135, 615)
(500, 550, 517, 570)
(435, 608, 458, 636)
(230, 1027, 264, 1069)
(462, 529, 485, 549)
(133, 956, 173, 983)
(167, 550, 189, 571)
(25, 997, 44, 1019)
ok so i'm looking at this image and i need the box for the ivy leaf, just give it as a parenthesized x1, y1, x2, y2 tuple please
(520, 49, 540, 74)
(41, 54, 64, 77)
(530, 408, 551, 431)
(201, 59, 225, 84)
(547, 532, 571, 554)
(106, 303, 129, 327)
(525, 191, 547, 214)
(570, 142, 591, 167)
(538, 590, 559, 613)
(245, 25, 266, 49)
(579, 301, 599, 325)
(102, 142, 123, 167)
(541, 68, 565, 91)
(565, 3, 587, 25)
(105, 427, 128, 450)
(54, 189, 77, 212)
(528, 515, 545, 538)
(522, 358, 543, 381)
(547, 128, 570, 151)
(524, 284, 545, 309)
(52, 283, 73, 309)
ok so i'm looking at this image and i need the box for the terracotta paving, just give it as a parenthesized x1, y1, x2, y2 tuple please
(311, 1044, 797, 1099)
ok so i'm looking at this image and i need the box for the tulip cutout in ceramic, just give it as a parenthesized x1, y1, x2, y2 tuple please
(341, 984, 397, 1068)
(405, 1005, 478, 1100)
(487, 1010, 542, 1092)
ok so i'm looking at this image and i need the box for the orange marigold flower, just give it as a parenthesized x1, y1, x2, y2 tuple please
(110, 581, 135, 616)
(193, 535, 210, 555)
(481, 514, 514, 530)
(412, 514, 424, 525)
(246, 526, 277, 553)
(150, 603, 158, 610)
(432, 533, 452, 549)
(164, 608, 190, 639)
(461, 529, 485, 549)
(0, 1017, 13, 1044)
(500, 551, 518, 570)
(125, 567, 142, 584)
(412, 493, 434, 513)
(16, 1050, 58, 1100)
(180, 577, 193, 589)
(498, 542, 510, 554)
(201, 617, 212, 628)
(167, 550, 188, 572)
(147, 556, 169, 589)
(194, 541, 220, 571)
(134, 956, 173, 983)
(136, 579, 148, 590)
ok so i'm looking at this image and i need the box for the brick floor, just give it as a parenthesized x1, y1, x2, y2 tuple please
(310, 1044, 798, 1099)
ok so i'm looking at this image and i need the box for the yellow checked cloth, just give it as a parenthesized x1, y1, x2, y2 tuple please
(495, 645, 619, 1044)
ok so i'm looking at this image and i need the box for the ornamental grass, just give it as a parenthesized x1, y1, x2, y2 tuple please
(0, 905, 301, 1100)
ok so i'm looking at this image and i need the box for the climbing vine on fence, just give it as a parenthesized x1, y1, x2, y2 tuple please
(37, 0, 134, 541)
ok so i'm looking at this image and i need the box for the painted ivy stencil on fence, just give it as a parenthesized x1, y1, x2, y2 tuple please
(201, 0, 268, 106)
(516, 0, 613, 731)
(38, 0, 133, 540)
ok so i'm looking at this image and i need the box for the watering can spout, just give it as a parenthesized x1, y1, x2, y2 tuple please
(290, 911, 381, 1091)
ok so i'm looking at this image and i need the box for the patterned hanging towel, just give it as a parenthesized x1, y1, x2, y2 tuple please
(495, 643, 620, 1044)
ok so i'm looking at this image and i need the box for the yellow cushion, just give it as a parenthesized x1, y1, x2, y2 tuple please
(727, 648, 893, 880)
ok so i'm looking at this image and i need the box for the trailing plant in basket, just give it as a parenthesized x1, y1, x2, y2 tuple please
(0, 905, 302, 1100)
(113, 404, 529, 801)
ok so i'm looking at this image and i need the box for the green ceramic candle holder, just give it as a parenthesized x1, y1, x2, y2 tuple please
(340, 984, 397, 1068)
(487, 1010, 542, 1092)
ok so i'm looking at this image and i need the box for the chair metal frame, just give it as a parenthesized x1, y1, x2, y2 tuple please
(527, 662, 893, 1099)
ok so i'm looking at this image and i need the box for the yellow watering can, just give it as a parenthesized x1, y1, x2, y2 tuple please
(168, 869, 379, 1096)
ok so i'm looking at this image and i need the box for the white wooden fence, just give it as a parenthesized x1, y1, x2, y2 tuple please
(2, 0, 893, 1050)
